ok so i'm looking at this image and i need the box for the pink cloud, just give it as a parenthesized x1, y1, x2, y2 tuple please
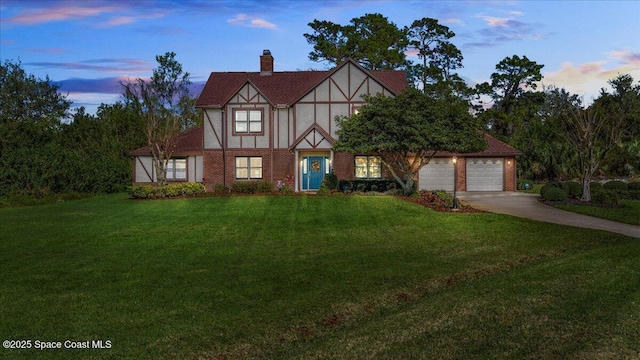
(477, 15, 510, 27)
(5, 5, 121, 25)
(544, 59, 640, 101)
(26, 48, 68, 54)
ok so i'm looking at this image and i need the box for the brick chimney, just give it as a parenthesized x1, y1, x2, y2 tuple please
(260, 49, 273, 76)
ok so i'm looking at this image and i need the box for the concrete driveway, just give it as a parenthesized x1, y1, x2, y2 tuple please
(457, 191, 640, 238)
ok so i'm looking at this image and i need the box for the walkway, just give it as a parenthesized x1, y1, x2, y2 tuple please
(457, 191, 640, 238)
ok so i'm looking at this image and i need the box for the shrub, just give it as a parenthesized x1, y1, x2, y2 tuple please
(256, 181, 275, 193)
(624, 190, 640, 200)
(129, 183, 206, 199)
(540, 184, 558, 198)
(129, 185, 157, 199)
(628, 181, 640, 191)
(434, 190, 454, 208)
(603, 180, 628, 191)
(591, 189, 619, 205)
(590, 182, 603, 191)
(338, 179, 398, 193)
(316, 187, 331, 196)
(560, 181, 582, 199)
(323, 172, 339, 190)
(278, 185, 294, 195)
(213, 184, 230, 194)
(542, 187, 568, 201)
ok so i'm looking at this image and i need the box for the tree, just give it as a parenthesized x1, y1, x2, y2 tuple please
(122, 52, 195, 186)
(594, 74, 640, 175)
(479, 55, 544, 136)
(304, 13, 408, 70)
(406, 18, 464, 94)
(560, 101, 626, 202)
(0, 59, 71, 195)
(333, 88, 486, 194)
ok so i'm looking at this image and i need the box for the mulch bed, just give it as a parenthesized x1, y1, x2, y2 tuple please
(397, 195, 484, 213)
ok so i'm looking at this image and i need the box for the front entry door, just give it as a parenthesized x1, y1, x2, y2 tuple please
(302, 156, 327, 190)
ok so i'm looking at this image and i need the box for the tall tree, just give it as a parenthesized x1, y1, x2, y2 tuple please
(304, 13, 408, 70)
(479, 55, 544, 136)
(594, 74, 640, 175)
(333, 88, 486, 194)
(407, 17, 463, 94)
(122, 52, 195, 186)
(0, 59, 71, 195)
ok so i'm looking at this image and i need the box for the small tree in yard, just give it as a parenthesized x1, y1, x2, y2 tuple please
(333, 88, 486, 195)
(122, 52, 196, 186)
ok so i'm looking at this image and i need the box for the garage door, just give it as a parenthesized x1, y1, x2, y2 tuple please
(419, 158, 454, 191)
(466, 158, 503, 191)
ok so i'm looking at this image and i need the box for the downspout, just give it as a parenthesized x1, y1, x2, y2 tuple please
(221, 109, 226, 188)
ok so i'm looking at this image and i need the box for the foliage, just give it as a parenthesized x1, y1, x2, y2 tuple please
(122, 52, 197, 186)
(560, 181, 582, 199)
(628, 182, 640, 191)
(603, 180, 628, 192)
(338, 179, 398, 193)
(406, 17, 464, 95)
(590, 189, 620, 206)
(231, 181, 274, 194)
(624, 190, 640, 200)
(129, 183, 206, 199)
(213, 184, 230, 194)
(539, 184, 558, 198)
(334, 88, 486, 195)
(542, 187, 568, 201)
(590, 182, 604, 191)
(0, 59, 71, 195)
(323, 172, 339, 191)
(477, 55, 544, 137)
(304, 13, 408, 70)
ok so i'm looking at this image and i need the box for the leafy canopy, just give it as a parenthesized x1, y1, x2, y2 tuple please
(334, 88, 486, 193)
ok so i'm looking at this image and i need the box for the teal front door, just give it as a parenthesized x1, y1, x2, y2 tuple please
(302, 156, 327, 190)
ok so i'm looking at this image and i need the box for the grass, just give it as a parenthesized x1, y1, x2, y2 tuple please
(555, 199, 640, 226)
(1, 194, 638, 359)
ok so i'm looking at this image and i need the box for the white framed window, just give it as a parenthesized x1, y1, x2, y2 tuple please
(166, 158, 187, 180)
(235, 156, 262, 179)
(234, 109, 262, 134)
(355, 156, 381, 179)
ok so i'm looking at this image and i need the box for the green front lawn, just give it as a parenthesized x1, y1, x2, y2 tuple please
(1, 194, 638, 359)
(556, 200, 640, 226)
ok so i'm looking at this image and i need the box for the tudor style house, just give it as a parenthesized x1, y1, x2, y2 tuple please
(132, 50, 521, 192)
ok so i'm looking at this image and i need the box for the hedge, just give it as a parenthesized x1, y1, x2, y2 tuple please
(338, 179, 399, 193)
(129, 183, 206, 199)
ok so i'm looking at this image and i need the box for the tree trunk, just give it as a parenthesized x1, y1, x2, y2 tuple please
(580, 170, 591, 202)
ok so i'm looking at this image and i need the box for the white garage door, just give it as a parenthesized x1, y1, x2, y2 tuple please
(466, 158, 503, 191)
(419, 158, 454, 191)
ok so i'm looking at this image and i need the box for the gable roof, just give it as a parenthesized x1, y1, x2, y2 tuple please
(130, 126, 203, 157)
(195, 59, 408, 108)
(463, 133, 522, 157)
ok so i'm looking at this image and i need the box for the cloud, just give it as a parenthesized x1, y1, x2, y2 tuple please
(57, 76, 126, 94)
(466, 13, 550, 48)
(26, 48, 68, 54)
(227, 13, 276, 29)
(543, 57, 640, 101)
(609, 50, 640, 65)
(3, 5, 121, 25)
(27, 58, 151, 74)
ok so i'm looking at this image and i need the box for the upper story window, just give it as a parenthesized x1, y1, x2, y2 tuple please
(234, 109, 262, 134)
(166, 158, 187, 180)
(355, 155, 381, 179)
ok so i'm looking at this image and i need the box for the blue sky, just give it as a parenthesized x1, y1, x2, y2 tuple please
(1, 0, 639, 114)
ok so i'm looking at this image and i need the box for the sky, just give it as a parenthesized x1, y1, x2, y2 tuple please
(1, 0, 639, 115)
